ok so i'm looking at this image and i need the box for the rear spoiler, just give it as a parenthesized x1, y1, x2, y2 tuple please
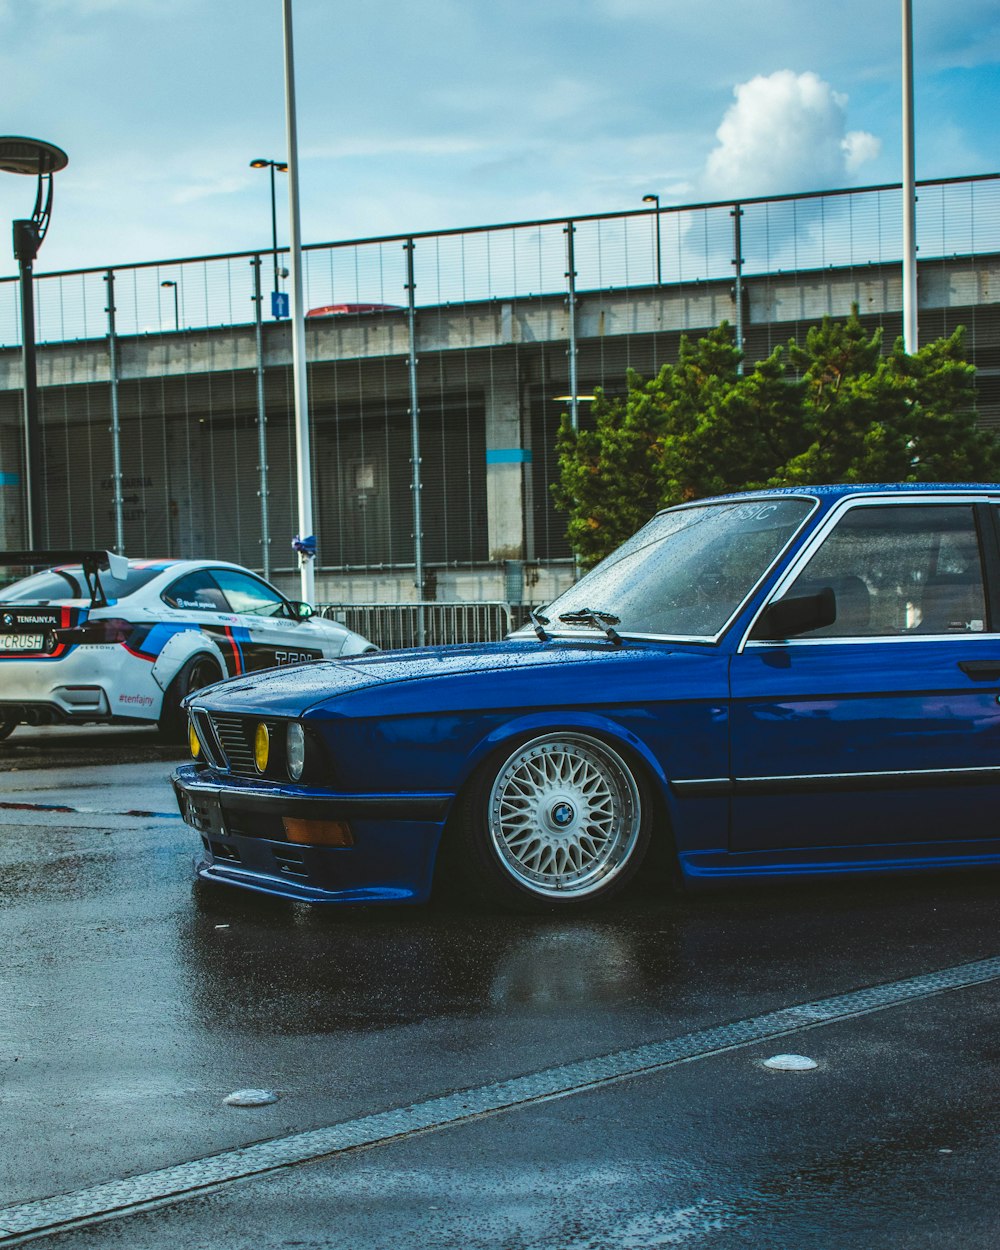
(0, 549, 130, 608)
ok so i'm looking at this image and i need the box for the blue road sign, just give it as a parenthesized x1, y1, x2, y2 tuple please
(272, 291, 289, 319)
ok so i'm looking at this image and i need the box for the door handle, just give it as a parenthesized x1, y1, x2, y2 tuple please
(958, 661, 1000, 681)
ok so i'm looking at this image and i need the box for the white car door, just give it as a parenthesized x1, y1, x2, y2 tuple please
(209, 568, 332, 671)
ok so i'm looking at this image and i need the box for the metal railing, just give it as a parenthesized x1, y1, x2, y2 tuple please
(1, 173, 997, 346)
(320, 601, 514, 649)
(0, 173, 998, 574)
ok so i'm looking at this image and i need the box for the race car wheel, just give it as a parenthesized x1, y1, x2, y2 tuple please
(455, 732, 651, 913)
(158, 654, 222, 742)
(0, 714, 17, 741)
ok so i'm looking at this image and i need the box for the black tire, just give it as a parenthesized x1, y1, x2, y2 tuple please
(158, 654, 222, 743)
(0, 714, 17, 741)
(451, 732, 651, 913)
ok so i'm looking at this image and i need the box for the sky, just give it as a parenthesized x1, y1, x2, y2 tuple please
(0, 0, 997, 276)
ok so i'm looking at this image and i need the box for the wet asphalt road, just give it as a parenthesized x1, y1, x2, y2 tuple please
(0, 726, 998, 1248)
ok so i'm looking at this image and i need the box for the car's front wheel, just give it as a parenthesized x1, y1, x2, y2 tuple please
(453, 732, 651, 912)
(158, 654, 222, 742)
(0, 714, 17, 741)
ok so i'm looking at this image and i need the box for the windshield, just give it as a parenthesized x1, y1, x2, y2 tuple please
(536, 497, 814, 639)
(0, 565, 161, 602)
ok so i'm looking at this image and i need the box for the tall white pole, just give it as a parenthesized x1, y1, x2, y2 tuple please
(282, 0, 315, 603)
(901, 0, 918, 354)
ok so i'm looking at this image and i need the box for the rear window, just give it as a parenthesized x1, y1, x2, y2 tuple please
(0, 565, 161, 602)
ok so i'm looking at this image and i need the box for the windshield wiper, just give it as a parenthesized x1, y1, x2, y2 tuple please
(528, 609, 550, 642)
(557, 608, 623, 646)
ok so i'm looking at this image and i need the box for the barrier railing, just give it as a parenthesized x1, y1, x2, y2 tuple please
(319, 601, 515, 649)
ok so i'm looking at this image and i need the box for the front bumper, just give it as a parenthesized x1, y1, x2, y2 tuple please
(173, 764, 452, 905)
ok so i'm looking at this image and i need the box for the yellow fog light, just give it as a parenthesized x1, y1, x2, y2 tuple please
(254, 722, 270, 772)
(188, 720, 201, 760)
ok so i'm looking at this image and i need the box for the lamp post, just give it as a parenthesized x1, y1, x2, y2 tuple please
(0, 136, 68, 549)
(279, 0, 315, 603)
(160, 280, 179, 331)
(901, 0, 918, 353)
(250, 157, 288, 318)
(642, 193, 662, 286)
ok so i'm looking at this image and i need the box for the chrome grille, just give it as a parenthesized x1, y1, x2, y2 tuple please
(209, 714, 259, 775)
(191, 707, 224, 768)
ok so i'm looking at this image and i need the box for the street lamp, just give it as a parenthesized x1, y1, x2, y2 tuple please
(901, 0, 918, 353)
(250, 157, 288, 318)
(0, 136, 68, 548)
(160, 280, 179, 331)
(642, 193, 662, 286)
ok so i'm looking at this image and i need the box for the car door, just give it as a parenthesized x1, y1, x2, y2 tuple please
(729, 496, 1000, 857)
(157, 567, 246, 679)
(210, 569, 328, 671)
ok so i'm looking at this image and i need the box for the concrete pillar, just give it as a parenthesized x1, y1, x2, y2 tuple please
(0, 407, 23, 546)
(484, 364, 526, 562)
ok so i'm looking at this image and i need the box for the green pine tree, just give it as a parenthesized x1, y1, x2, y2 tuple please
(553, 310, 998, 567)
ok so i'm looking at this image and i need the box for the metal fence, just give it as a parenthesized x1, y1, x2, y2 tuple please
(3, 175, 998, 346)
(320, 601, 514, 649)
(1, 174, 998, 591)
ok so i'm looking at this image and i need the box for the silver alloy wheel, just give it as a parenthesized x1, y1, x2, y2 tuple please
(486, 734, 642, 898)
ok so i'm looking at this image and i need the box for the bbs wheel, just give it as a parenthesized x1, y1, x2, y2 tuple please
(158, 654, 221, 743)
(456, 732, 650, 912)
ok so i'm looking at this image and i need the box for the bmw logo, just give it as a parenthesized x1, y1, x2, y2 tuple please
(552, 802, 575, 827)
(1, 613, 13, 629)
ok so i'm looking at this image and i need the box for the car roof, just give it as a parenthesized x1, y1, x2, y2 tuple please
(661, 483, 1000, 511)
(49, 558, 259, 574)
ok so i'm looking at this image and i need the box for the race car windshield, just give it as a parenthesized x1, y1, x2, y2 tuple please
(0, 565, 162, 603)
(534, 497, 813, 639)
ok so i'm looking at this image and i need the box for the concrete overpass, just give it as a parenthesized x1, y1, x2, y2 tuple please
(0, 252, 997, 604)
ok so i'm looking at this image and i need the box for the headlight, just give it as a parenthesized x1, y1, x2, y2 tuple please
(287, 722, 306, 780)
(188, 720, 202, 760)
(254, 722, 270, 772)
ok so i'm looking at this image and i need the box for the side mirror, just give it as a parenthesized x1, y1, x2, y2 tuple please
(751, 587, 836, 641)
(288, 600, 314, 621)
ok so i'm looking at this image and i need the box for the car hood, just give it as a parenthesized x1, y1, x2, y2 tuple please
(190, 637, 721, 718)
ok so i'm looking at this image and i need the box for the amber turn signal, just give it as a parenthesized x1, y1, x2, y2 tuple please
(188, 721, 201, 760)
(282, 817, 354, 847)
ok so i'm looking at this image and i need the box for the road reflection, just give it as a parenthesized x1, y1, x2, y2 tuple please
(177, 887, 688, 1036)
(176, 869, 1000, 1048)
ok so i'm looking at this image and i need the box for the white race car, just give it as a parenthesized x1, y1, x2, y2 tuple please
(0, 550, 376, 740)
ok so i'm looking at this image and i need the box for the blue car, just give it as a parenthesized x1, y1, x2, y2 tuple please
(173, 484, 1000, 912)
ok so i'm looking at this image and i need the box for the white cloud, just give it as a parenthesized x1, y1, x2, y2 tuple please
(842, 129, 881, 172)
(701, 70, 880, 200)
(171, 176, 249, 207)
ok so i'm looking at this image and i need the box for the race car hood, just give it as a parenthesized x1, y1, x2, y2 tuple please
(189, 636, 722, 719)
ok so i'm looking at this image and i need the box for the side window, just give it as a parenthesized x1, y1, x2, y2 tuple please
(783, 504, 987, 638)
(162, 570, 229, 612)
(211, 570, 287, 618)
